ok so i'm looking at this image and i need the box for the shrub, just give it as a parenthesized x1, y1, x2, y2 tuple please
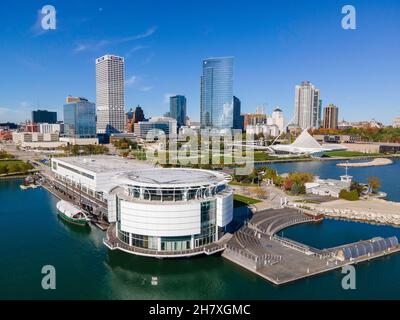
(291, 182, 305, 195)
(339, 189, 360, 201)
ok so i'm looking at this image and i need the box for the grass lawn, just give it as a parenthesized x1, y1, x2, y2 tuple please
(323, 151, 382, 157)
(234, 194, 262, 207)
(0, 160, 33, 175)
(251, 152, 310, 162)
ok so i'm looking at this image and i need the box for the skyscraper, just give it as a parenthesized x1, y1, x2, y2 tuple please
(294, 81, 321, 129)
(323, 104, 339, 130)
(96, 54, 125, 134)
(64, 97, 96, 138)
(200, 57, 234, 129)
(170, 95, 187, 128)
(233, 96, 243, 130)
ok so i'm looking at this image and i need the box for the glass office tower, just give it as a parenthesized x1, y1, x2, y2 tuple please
(200, 57, 234, 129)
(170, 95, 187, 129)
(64, 97, 96, 138)
(233, 96, 243, 130)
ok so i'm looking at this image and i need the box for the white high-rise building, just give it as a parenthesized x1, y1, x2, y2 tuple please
(272, 107, 285, 133)
(96, 55, 125, 134)
(294, 81, 321, 129)
(393, 117, 400, 128)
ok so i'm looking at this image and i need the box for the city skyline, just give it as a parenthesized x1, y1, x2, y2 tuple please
(0, 0, 400, 124)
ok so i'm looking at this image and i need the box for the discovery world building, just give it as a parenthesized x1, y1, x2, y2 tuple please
(51, 156, 234, 258)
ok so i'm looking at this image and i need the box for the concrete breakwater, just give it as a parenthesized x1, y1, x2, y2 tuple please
(337, 158, 393, 168)
(296, 199, 400, 226)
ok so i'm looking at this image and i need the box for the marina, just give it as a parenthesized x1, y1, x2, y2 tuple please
(2, 161, 400, 299)
(32, 159, 400, 286)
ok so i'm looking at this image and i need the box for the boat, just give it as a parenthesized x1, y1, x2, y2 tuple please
(56, 200, 89, 227)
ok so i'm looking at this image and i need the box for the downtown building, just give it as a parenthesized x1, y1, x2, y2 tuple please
(32, 110, 57, 124)
(170, 95, 187, 129)
(134, 117, 177, 138)
(294, 81, 321, 129)
(96, 55, 125, 135)
(200, 57, 234, 129)
(125, 106, 146, 133)
(62, 96, 98, 145)
(394, 117, 400, 128)
(323, 104, 339, 130)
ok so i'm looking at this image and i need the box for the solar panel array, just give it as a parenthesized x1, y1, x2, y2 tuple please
(341, 237, 398, 260)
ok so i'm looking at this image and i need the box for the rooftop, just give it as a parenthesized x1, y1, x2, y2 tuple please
(54, 155, 154, 174)
(113, 168, 231, 188)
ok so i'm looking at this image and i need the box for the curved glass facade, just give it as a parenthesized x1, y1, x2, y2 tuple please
(200, 57, 234, 129)
(124, 184, 228, 202)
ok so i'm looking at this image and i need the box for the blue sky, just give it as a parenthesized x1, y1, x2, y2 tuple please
(0, 0, 399, 124)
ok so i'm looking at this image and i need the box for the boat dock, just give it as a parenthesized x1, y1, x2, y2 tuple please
(39, 172, 110, 230)
(222, 208, 400, 285)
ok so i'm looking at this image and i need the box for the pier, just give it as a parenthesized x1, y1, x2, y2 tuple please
(222, 208, 400, 285)
(38, 169, 110, 230)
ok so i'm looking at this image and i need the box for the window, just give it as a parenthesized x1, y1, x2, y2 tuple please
(161, 236, 191, 252)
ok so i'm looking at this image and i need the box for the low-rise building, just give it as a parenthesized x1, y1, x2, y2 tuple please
(39, 123, 61, 134)
(12, 132, 67, 149)
(134, 117, 177, 139)
(305, 175, 352, 198)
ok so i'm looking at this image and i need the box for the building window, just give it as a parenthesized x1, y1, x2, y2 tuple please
(118, 229, 130, 245)
(193, 201, 217, 248)
(161, 236, 191, 252)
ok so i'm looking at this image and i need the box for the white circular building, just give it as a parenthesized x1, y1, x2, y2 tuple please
(104, 168, 234, 258)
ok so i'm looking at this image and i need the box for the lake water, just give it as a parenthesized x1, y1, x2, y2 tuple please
(1, 159, 400, 299)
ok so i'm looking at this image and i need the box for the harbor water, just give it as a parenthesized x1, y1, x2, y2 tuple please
(1, 159, 400, 299)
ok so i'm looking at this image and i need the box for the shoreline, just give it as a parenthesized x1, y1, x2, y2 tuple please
(0, 174, 29, 180)
(254, 154, 400, 165)
(337, 158, 393, 167)
(294, 198, 400, 227)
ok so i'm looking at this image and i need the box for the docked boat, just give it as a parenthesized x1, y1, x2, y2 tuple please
(56, 200, 89, 227)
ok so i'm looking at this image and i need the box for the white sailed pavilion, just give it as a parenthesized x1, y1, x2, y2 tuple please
(270, 130, 347, 156)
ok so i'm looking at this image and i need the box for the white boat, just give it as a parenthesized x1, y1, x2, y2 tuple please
(56, 200, 89, 226)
